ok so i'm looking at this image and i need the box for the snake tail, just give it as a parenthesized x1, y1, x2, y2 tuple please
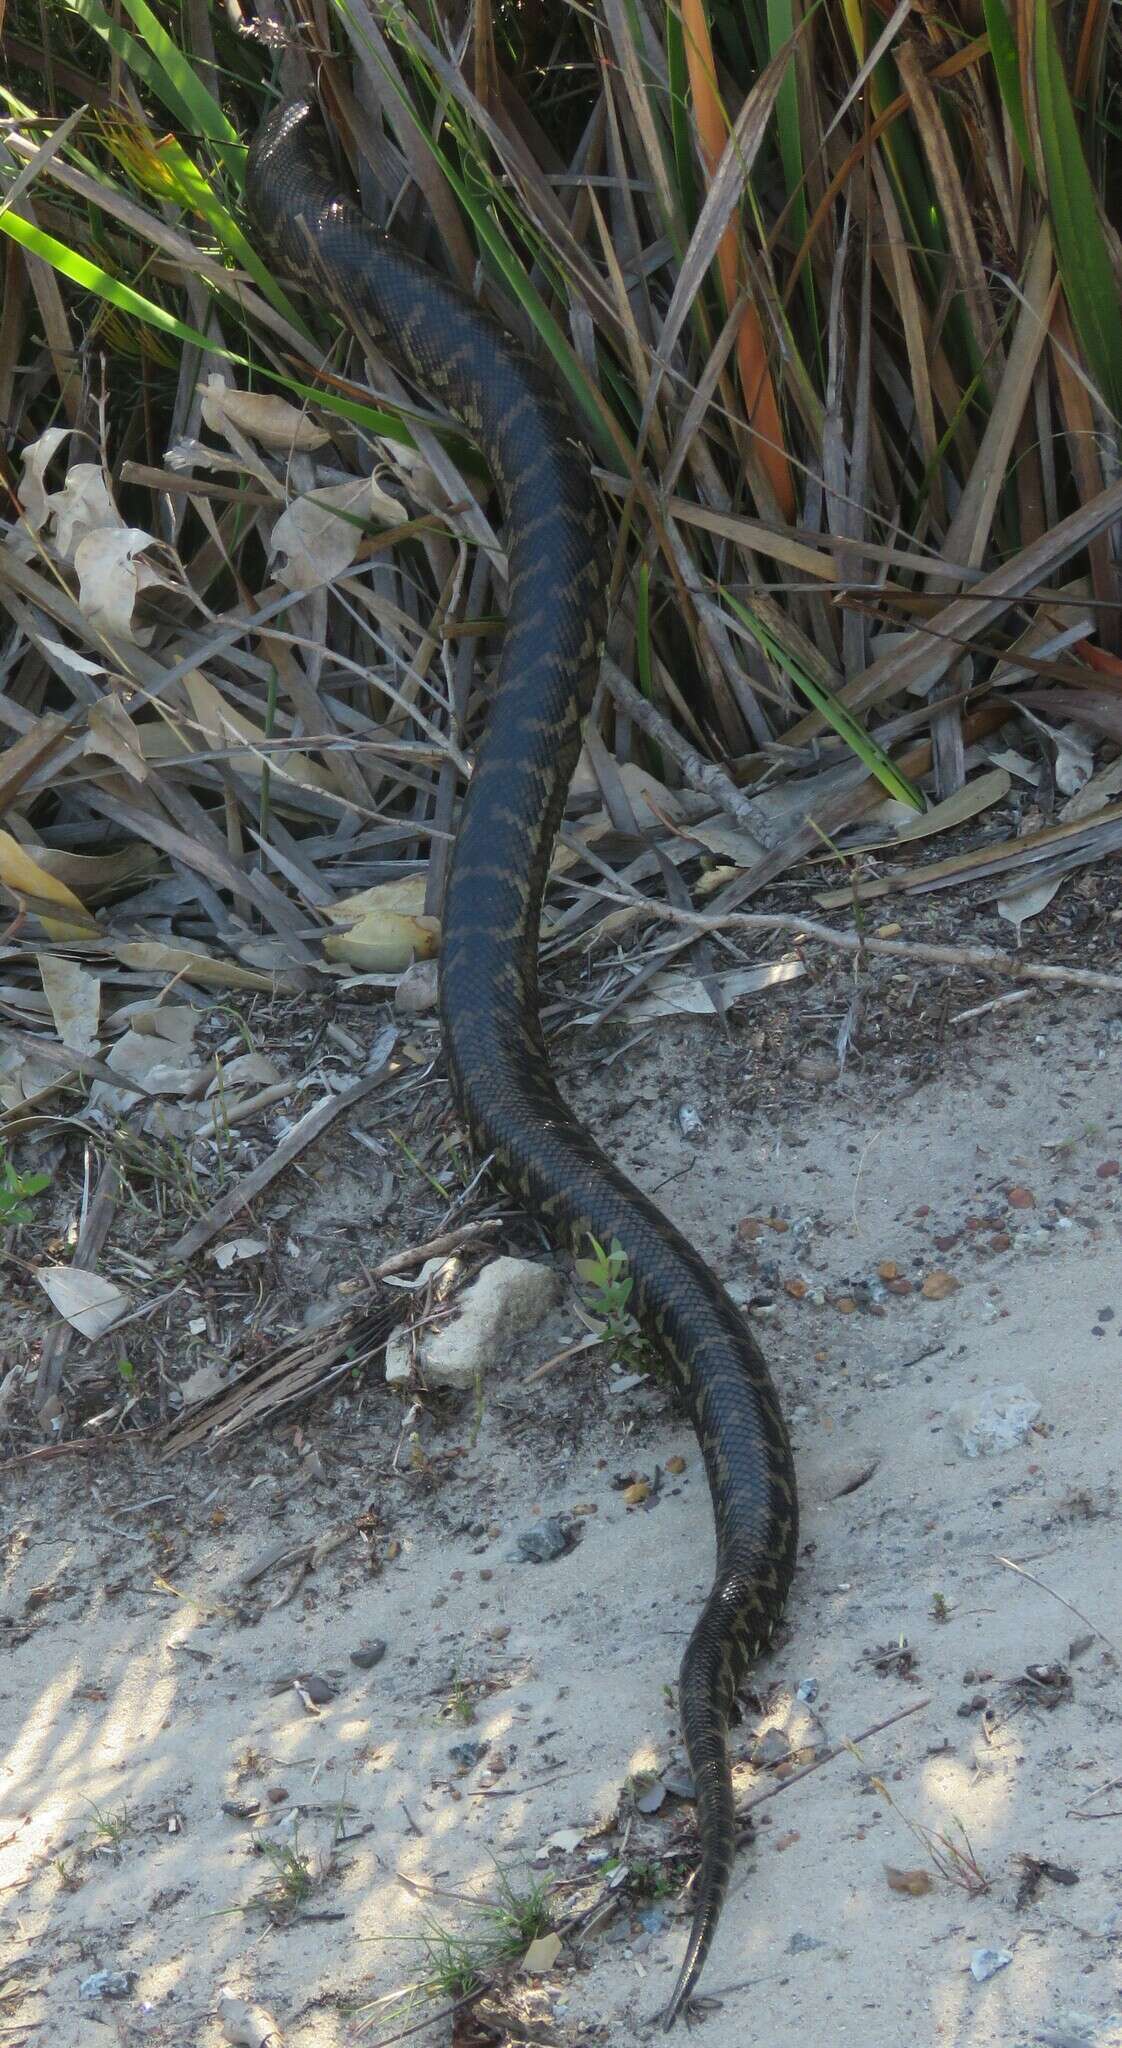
(246, 96, 799, 2025)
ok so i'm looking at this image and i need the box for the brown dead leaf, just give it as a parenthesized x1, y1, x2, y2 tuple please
(885, 1864, 934, 1897)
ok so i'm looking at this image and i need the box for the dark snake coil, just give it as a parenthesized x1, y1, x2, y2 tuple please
(246, 98, 798, 2025)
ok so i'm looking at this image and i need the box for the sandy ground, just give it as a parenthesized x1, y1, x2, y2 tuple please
(3, 996, 1122, 2048)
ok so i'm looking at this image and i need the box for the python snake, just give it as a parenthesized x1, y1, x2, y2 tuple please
(246, 97, 798, 2026)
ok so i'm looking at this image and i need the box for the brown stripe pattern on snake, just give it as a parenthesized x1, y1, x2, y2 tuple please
(246, 97, 798, 2026)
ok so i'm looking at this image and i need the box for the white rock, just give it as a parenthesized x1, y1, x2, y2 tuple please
(950, 1384, 1042, 1458)
(384, 1327, 414, 1385)
(387, 1256, 561, 1390)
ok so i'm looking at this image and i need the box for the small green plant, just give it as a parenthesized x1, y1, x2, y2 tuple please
(254, 1832, 315, 1915)
(931, 1592, 951, 1623)
(84, 1800, 130, 1856)
(485, 1865, 555, 1952)
(414, 1865, 557, 2005)
(421, 1923, 487, 2001)
(441, 1676, 476, 1727)
(576, 1234, 656, 1376)
(112, 1125, 209, 1219)
(626, 1857, 675, 1901)
(0, 1147, 50, 1228)
(576, 1234, 634, 1332)
(116, 1355, 137, 1385)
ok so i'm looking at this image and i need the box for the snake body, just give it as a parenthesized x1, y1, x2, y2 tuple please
(247, 98, 798, 2024)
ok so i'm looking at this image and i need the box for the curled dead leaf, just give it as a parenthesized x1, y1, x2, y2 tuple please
(885, 1865, 934, 1897)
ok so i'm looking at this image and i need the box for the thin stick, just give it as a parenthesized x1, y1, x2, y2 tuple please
(354, 1984, 489, 2044)
(371, 1217, 501, 1279)
(601, 655, 775, 839)
(993, 1554, 1119, 1656)
(735, 1694, 931, 1822)
(604, 890, 1122, 996)
(166, 1032, 397, 1262)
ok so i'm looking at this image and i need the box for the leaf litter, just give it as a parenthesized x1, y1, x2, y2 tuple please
(4, 13, 1122, 2033)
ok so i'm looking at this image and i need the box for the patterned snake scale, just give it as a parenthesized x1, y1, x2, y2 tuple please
(247, 97, 799, 2026)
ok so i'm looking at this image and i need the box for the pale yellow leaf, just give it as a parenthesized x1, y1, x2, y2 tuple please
(0, 831, 92, 939)
(112, 941, 285, 992)
(520, 1933, 562, 1975)
(200, 378, 330, 451)
(325, 874, 438, 970)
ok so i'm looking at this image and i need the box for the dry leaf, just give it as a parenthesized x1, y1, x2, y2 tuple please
(18, 425, 73, 529)
(127, 1004, 200, 1045)
(40, 461, 122, 559)
(0, 831, 92, 939)
(610, 957, 803, 1021)
(211, 1238, 268, 1269)
(99, 1029, 203, 1098)
(269, 477, 405, 594)
(519, 1932, 562, 1975)
(325, 876, 439, 971)
(182, 672, 335, 793)
(87, 697, 148, 780)
(179, 1363, 229, 1406)
(38, 953, 100, 1054)
(885, 1865, 933, 1897)
(200, 379, 329, 452)
(112, 941, 286, 993)
(74, 526, 168, 644)
(28, 843, 158, 898)
(996, 875, 1062, 931)
(205, 1052, 282, 1096)
(37, 1266, 129, 1339)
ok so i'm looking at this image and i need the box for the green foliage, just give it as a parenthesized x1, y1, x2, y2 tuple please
(575, 1233, 635, 1336)
(417, 1865, 557, 2002)
(0, 1148, 50, 1229)
(1032, 0, 1122, 420)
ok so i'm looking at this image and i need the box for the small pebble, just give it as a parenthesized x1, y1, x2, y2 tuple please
(752, 1727, 789, 1769)
(79, 1971, 136, 2001)
(294, 1672, 335, 1705)
(449, 1741, 487, 1770)
(511, 1516, 572, 1563)
(970, 1947, 1012, 1983)
(350, 1640, 387, 1670)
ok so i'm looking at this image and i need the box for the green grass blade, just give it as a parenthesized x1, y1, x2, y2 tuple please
(766, 0, 816, 338)
(151, 134, 308, 335)
(982, 0, 1034, 182)
(0, 203, 465, 455)
(1033, 0, 1122, 420)
(722, 590, 925, 810)
(0, 205, 227, 347)
(64, 0, 239, 155)
(665, 4, 700, 228)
